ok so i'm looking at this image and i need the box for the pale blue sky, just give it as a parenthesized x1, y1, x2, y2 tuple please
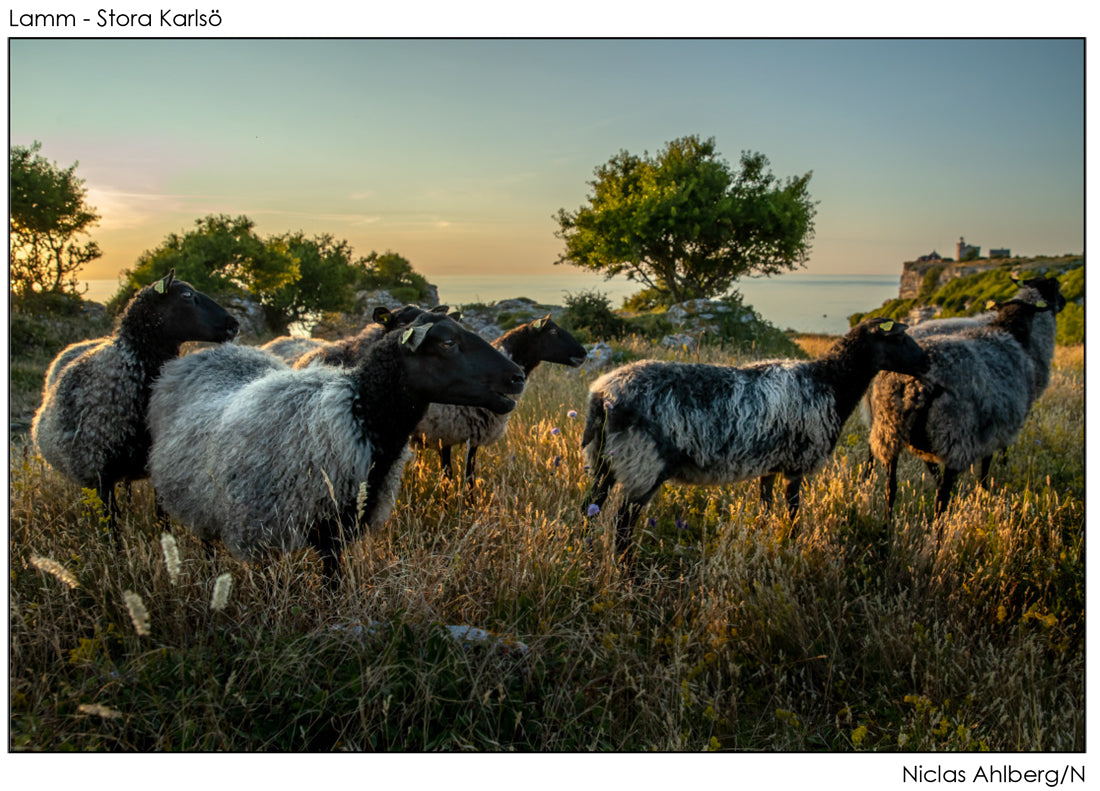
(9, 38, 1085, 285)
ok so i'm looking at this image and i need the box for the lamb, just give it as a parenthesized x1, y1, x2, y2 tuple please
(147, 310, 526, 579)
(31, 270, 240, 528)
(867, 298, 1056, 517)
(292, 304, 457, 369)
(414, 315, 588, 483)
(580, 317, 929, 560)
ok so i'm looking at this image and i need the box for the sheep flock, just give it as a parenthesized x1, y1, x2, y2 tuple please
(30, 274, 1068, 578)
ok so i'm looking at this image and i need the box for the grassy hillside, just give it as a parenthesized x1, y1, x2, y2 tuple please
(9, 328, 1083, 751)
(849, 256, 1084, 345)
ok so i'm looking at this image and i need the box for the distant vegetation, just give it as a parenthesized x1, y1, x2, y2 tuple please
(849, 256, 1084, 345)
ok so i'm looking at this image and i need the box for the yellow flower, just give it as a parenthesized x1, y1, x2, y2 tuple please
(851, 725, 868, 747)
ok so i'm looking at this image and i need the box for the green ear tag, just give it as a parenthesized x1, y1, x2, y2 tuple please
(1036, 299, 1048, 309)
(154, 278, 166, 294)
(401, 327, 415, 345)
(880, 320, 894, 333)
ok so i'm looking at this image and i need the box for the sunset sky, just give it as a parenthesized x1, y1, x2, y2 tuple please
(8, 37, 1085, 290)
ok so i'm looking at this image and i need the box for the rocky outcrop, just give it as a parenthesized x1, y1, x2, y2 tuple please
(898, 259, 1003, 300)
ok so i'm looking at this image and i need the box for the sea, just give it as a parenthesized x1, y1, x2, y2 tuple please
(80, 272, 901, 337)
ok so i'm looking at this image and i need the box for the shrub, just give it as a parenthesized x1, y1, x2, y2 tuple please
(559, 289, 628, 342)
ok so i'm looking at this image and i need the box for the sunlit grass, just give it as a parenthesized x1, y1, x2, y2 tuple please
(9, 336, 1083, 750)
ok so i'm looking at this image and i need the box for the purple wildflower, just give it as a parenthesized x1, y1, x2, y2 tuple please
(552, 455, 562, 467)
(551, 427, 561, 435)
(675, 517, 688, 531)
(648, 517, 658, 528)
(567, 409, 578, 419)
(586, 503, 601, 517)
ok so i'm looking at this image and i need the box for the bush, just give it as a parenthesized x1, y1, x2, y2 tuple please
(559, 290, 627, 343)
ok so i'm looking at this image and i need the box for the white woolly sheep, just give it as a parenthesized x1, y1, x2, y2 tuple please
(581, 317, 929, 560)
(868, 298, 1056, 518)
(147, 310, 526, 579)
(31, 270, 240, 529)
(414, 315, 587, 484)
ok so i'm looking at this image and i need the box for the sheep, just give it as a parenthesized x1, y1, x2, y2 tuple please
(580, 317, 929, 560)
(259, 335, 323, 365)
(860, 275, 1064, 479)
(31, 269, 240, 529)
(292, 304, 457, 369)
(868, 298, 1056, 518)
(147, 310, 526, 579)
(414, 315, 588, 484)
(906, 275, 1065, 400)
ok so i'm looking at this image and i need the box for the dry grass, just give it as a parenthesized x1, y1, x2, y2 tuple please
(9, 337, 1084, 751)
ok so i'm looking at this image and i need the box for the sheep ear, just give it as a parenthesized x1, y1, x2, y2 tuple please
(374, 307, 394, 326)
(153, 269, 174, 295)
(401, 323, 432, 352)
(448, 309, 462, 321)
(430, 305, 449, 314)
(533, 314, 551, 331)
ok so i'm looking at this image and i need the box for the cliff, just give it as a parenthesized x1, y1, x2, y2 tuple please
(898, 258, 1008, 300)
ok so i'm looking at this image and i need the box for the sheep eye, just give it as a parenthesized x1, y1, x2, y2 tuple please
(440, 339, 456, 350)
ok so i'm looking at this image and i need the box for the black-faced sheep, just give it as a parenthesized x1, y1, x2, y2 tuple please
(292, 304, 456, 369)
(868, 298, 1056, 517)
(905, 275, 1064, 401)
(147, 310, 526, 579)
(580, 318, 929, 560)
(414, 315, 588, 484)
(31, 270, 240, 528)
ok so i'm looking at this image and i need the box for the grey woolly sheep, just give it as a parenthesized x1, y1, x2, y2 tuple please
(868, 298, 1057, 517)
(147, 310, 526, 579)
(259, 335, 324, 365)
(906, 275, 1065, 400)
(414, 315, 587, 484)
(293, 304, 456, 369)
(31, 270, 240, 528)
(580, 317, 929, 560)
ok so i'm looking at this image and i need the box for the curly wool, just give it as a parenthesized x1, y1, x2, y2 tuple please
(259, 336, 323, 365)
(868, 305, 1042, 473)
(31, 280, 235, 492)
(148, 343, 413, 561)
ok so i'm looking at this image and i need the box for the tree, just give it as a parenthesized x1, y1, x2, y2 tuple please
(9, 141, 102, 300)
(360, 250, 431, 304)
(554, 135, 816, 305)
(115, 215, 385, 334)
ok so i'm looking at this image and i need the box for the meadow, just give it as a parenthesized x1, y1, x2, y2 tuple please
(9, 333, 1084, 751)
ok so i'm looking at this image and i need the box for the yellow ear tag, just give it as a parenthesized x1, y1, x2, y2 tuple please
(985, 300, 997, 310)
(401, 327, 415, 345)
(880, 320, 894, 332)
(1036, 300, 1048, 309)
(153, 278, 167, 294)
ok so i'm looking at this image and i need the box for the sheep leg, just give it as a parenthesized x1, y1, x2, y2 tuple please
(438, 445, 454, 478)
(934, 467, 961, 518)
(614, 478, 667, 564)
(464, 443, 479, 487)
(759, 474, 777, 509)
(784, 475, 803, 527)
(924, 461, 942, 481)
(97, 479, 121, 542)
